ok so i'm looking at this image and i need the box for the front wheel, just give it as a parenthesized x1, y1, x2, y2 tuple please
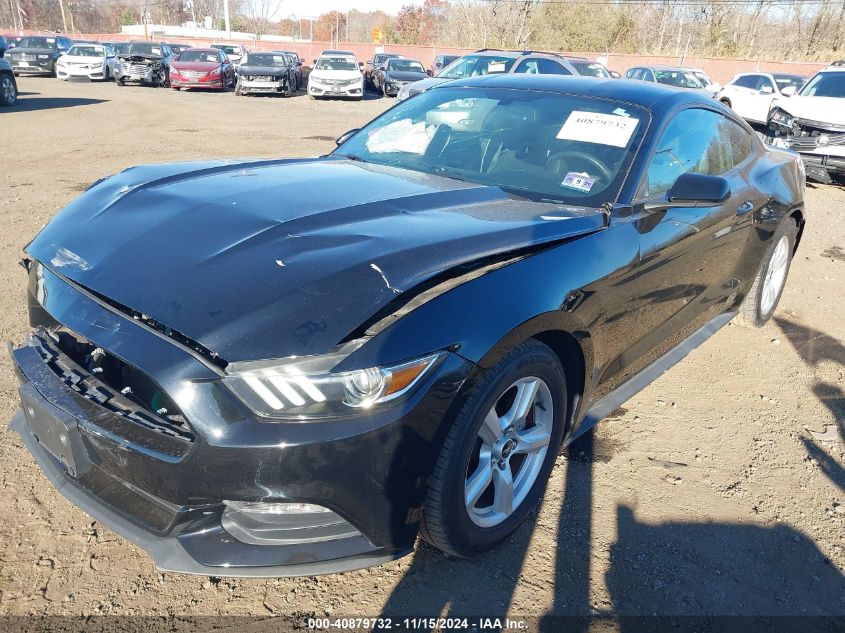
(420, 339, 567, 557)
(0, 73, 17, 106)
(734, 218, 798, 328)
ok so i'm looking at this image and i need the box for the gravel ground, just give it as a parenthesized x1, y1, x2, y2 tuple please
(0, 77, 844, 625)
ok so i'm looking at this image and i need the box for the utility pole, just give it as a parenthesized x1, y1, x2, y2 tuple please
(223, 0, 231, 38)
(58, 0, 68, 32)
(345, 10, 348, 42)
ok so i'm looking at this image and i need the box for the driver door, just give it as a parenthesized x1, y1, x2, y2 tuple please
(625, 107, 754, 367)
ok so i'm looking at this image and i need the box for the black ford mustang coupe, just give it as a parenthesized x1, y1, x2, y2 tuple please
(10, 75, 804, 576)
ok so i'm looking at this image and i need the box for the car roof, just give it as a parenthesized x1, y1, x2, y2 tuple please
(637, 64, 691, 71)
(437, 74, 712, 110)
(180, 47, 218, 53)
(772, 72, 806, 79)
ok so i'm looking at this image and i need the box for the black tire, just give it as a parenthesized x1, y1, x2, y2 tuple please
(420, 339, 567, 557)
(116, 77, 125, 86)
(734, 217, 799, 328)
(0, 72, 17, 106)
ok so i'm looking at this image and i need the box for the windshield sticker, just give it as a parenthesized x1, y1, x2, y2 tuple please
(612, 107, 630, 117)
(47, 38, 55, 43)
(366, 119, 434, 154)
(151, 47, 161, 55)
(557, 111, 639, 147)
(487, 61, 506, 73)
(561, 172, 596, 193)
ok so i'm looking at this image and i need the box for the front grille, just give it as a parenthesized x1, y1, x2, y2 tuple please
(32, 327, 194, 445)
(122, 62, 153, 75)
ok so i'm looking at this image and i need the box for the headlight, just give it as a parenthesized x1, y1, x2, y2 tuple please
(769, 108, 795, 129)
(223, 351, 444, 420)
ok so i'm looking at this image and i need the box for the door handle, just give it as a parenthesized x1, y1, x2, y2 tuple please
(736, 201, 754, 214)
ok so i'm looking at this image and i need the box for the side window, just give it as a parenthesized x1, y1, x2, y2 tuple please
(628, 68, 642, 80)
(539, 59, 570, 75)
(756, 76, 775, 92)
(736, 75, 757, 89)
(725, 119, 754, 166)
(643, 69, 655, 82)
(644, 109, 737, 197)
(514, 59, 540, 75)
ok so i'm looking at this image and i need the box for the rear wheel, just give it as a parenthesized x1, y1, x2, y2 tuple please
(421, 339, 566, 557)
(734, 218, 798, 328)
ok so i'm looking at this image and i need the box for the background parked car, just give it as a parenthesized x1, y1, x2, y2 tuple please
(6, 35, 72, 77)
(625, 65, 711, 94)
(167, 43, 190, 56)
(114, 41, 174, 87)
(170, 47, 235, 91)
(429, 53, 459, 76)
(56, 43, 115, 82)
(308, 53, 364, 99)
(0, 57, 17, 106)
(397, 50, 612, 101)
(684, 67, 721, 94)
(272, 51, 302, 90)
(0, 35, 7, 58)
(211, 43, 248, 66)
(767, 66, 845, 183)
(373, 57, 427, 96)
(236, 51, 295, 96)
(717, 72, 807, 124)
(365, 52, 401, 88)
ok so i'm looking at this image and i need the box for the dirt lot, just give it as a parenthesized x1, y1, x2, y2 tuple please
(1, 77, 844, 625)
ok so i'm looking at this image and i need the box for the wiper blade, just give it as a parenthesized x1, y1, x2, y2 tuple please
(337, 153, 368, 163)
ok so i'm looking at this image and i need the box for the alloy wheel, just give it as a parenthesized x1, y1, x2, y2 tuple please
(464, 376, 553, 528)
(1, 75, 16, 106)
(761, 235, 789, 315)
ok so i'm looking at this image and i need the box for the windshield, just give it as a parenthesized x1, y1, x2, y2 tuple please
(654, 70, 703, 88)
(774, 75, 804, 91)
(388, 59, 425, 73)
(438, 55, 516, 79)
(334, 87, 648, 205)
(571, 61, 611, 78)
(316, 56, 358, 71)
(178, 50, 219, 63)
(125, 43, 163, 56)
(246, 53, 287, 66)
(67, 45, 105, 57)
(213, 45, 239, 55)
(799, 72, 845, 98)
(16, 36, 57, 49)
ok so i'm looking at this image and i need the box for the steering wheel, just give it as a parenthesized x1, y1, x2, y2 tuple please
(548, 150, 614, 183)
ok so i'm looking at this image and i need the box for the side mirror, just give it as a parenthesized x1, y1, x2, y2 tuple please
(760, 85, 774, 94)
(313, 58, 317, 64)
(427, 69, 433, 76)
(781, 85, 796, 96)
(359, 61, 365, 70)
(335, 128, 359, 146)
(668, 172, 730, 204)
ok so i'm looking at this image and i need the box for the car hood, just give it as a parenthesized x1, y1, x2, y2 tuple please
(61, 54, 107, 64)
(384, 70, 428, 82)
(238, 64, 286, 76)
(173, 61, 219, 72)
(26, 158, 607, 363)
(772, 95, 845, 127)
(310, 69, 361, 81)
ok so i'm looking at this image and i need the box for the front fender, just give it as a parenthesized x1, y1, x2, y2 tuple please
(342, 221, 641, 412)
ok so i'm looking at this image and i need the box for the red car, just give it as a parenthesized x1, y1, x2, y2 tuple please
(170, 47, 235, 91)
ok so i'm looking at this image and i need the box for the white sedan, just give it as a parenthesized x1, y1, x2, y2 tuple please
(716, 72, 806, 124)
(56, 44, 116, 81)
(308, 54, 364, 99)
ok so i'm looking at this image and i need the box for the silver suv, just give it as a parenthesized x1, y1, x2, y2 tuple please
(396, 49, 612, 101)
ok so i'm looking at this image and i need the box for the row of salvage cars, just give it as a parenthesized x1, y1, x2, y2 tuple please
(2, 36, 305, 98)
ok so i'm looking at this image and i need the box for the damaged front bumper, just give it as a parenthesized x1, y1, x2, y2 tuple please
(10, 263, 474, 576)
(238, 77, 288, 94)
(768, 117, 845, 183)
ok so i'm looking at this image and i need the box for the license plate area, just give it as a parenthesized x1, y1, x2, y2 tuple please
(20, 382, 91, 478)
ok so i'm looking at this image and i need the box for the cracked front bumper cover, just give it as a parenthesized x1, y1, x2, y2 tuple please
(10, 411, 405, 577)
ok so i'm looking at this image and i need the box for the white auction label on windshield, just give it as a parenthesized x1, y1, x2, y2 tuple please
(557, 111, 639, 148)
